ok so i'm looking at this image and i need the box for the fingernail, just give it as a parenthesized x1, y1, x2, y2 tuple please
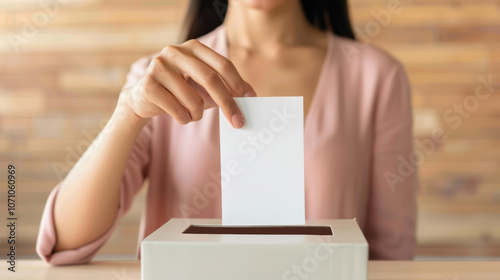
(243, 91, 254, 97)
(231, 114, 245, 129)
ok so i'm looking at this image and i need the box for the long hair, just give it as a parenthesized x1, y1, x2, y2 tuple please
(181, 0, 356, 41)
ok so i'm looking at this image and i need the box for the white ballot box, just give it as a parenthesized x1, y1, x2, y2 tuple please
(142, 218, 368, 280)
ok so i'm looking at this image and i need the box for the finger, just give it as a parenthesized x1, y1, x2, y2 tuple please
(141, 74, 192, 124)
(183, 39, 257, 98)
(149, 57, 204, 121)
(159, 46, 245, 129)
(186, 77, 217, 109)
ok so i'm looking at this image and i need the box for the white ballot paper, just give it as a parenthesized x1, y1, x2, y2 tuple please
(219, 97, 305, 225)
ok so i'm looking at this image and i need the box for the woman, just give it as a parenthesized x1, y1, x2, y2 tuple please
(37, 0, 417, 264)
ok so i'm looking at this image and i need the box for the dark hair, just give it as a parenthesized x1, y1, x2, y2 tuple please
(182, 0, 355, 41)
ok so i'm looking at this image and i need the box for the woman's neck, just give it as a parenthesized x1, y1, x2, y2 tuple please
(223, 0, 317, 54)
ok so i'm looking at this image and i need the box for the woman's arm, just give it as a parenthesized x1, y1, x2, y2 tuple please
(366, 62, 418, 260)
(50, 39, 257, 254)
(53, 103, 148, 252)
(36, 58, 154, 265)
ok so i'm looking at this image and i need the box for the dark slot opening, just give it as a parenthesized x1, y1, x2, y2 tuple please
(182, 225, 333, 235)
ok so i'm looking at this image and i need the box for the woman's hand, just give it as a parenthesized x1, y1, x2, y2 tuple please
(119, 39, 256, 128)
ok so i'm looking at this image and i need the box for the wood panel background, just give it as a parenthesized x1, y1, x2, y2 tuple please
(0, 0, 499, 259)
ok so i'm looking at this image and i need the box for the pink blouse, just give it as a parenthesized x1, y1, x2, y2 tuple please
(36, 25, 417, 265)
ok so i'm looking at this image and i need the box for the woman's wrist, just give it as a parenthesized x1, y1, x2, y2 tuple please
(111, 96, 150, 136)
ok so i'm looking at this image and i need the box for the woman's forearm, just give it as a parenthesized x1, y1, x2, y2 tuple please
(53, 102, 148, 252)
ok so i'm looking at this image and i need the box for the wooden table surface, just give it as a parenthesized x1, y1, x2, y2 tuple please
(2, 260, 499, 279)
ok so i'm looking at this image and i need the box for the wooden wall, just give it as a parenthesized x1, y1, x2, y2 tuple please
(0, 0, 499, 258)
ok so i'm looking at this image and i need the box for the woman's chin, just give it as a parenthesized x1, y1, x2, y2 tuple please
(234, 0, 290, 11)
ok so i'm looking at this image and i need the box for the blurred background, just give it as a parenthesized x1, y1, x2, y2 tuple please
(0, 0, 499, 260)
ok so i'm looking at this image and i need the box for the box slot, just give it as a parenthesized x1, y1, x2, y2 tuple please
(183, 225, 333, 235)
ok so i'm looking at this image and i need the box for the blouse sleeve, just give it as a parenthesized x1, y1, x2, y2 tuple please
(36, 57, 153, 265)
(365, 62, 418, 260)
